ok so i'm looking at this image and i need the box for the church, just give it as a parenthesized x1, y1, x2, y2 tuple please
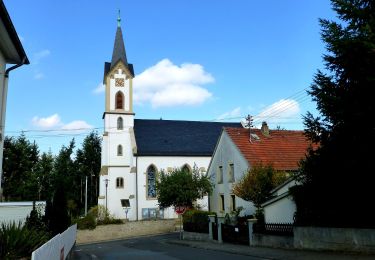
(98, 15, 241, 221)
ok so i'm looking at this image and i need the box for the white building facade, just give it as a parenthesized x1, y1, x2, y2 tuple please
(98, 17, 240, 221)
(208, 126, 312, 219)
(0, 1, 29, 198)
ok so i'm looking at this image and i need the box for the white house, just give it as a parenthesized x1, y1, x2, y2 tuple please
(262, 178, 298, 223)
(98, 15, 241, 221)
(0, 1, 29, 199)
(208, 122, 312, 218)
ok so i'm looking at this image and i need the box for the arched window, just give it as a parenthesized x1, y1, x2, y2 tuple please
(147, 165, 157, 198)
(117, 145, 123, 156)
(117, 117, 123, 130)
(116, 177, 124, 188)
(182, 164, 191, 173)
(115, 91, 124, 109)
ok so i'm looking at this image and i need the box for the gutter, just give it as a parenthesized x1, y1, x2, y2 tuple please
(5, 57, 27, 77)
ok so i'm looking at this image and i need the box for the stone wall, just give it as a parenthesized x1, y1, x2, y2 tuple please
(76, 219, 176, 244)
(252, 234, 294, 248)
(294, 227, 375, 253)
(183, 231, 210, 241)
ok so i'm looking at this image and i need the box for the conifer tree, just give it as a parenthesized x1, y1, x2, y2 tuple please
(293, 0, 375, 227)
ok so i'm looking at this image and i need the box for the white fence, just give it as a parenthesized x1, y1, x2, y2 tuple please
(31, 224, 77, 260)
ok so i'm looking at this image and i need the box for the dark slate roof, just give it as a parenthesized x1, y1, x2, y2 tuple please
(111, 26, 128, 69)
(134, 119, 241, 156)
(103, 25, 134, 82)
(0, 1, 29, 64)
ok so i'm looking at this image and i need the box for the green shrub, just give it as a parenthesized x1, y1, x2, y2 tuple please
(182, 209, 216, 233)
(97, 217, 123, 225)
(0, 221, 49, 260)
(76, 214, 96, 230)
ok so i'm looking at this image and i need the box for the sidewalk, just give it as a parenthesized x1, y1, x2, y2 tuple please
(167, 238, 375, 260)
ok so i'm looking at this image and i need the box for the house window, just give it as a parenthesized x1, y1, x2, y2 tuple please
(115, 91, 124, 109)
(181, 164, 191, 173)
(147, 165, 157, 198)
(231, 194, 236, 212)
(116, 177, 124, 188)
(117, 117, 123, 130)
(117, 145, 123, 156)
(228, 163, 235, 183)
(220, 194, 225, 211)
(217, 166, 223, 184)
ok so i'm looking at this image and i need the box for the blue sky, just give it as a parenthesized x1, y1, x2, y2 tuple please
(4, 0, 335, 154)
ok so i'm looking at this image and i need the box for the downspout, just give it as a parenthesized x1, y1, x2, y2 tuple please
(136, 155, 138, 220)
(0, 57, 27, 198)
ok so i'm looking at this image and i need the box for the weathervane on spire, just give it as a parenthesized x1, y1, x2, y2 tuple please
(117, 9, 121, 27)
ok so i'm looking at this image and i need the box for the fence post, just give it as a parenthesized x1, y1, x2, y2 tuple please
(208, 215, 216, 240)
(247, 218, 257, 246)
(217, 216, 225, 243)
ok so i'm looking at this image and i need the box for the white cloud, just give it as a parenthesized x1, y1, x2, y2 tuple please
(61, 120, 93, 133)
(32, 114, 93, 132)
(217, 107, 242, 120)
(133, 59, 214, 108)
(254, 99, 300, 127)
(32, 114, 62, 128)
(34, 72, 44, 80)
(92, 83, 105, 94)
(33, 49, 50, 64)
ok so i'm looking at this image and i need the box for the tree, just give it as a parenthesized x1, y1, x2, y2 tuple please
(156, 166, 212, 208)
(2, 134, 39, 201)
(232, 164, 288, 219)
(75, 132, 101, 211)
(292, 0, 375, 227)
(34, 151, 54, 200)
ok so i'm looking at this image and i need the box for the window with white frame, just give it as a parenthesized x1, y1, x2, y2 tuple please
(116, 177, 124, 188)
(228, 163, 235, 182)
(117, 145, 123, 156)
(217, 166, 223, 184)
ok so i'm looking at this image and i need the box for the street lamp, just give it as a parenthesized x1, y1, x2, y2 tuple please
(104, 178, 109, 213)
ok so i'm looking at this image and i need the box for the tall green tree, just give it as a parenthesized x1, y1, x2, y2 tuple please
(2, 134, 39, 201)
(156, 166, 212, 208)
(292, 0, 375, 227)
(75, 132, 101, 210)
(34, 151, 54, 200)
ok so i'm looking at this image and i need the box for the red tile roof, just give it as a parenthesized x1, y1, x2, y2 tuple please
(225, 127, 314, 171)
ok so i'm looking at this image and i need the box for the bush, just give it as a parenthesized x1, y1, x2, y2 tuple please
(0, 221, 49, 259)
(76, 214, 96, 230)
(97, 218, 123, 225)
(183, 209, 216, 233)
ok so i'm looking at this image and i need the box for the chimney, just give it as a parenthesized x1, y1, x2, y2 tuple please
(261, 121, 269, 136)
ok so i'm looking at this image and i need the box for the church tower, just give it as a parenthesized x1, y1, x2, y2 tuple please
(98, 11, 137, 220)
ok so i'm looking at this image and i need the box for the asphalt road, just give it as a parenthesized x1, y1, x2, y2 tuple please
(72, 233, 266, 260)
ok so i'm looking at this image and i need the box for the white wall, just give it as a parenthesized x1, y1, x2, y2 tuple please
(109, 69, 130, 112)
(0, 201, 46, 224)
(136, 156, 211, 220)
(264, 195, 296, 223)
(0, 51, 7, 194)
(208, 131, 255, 217)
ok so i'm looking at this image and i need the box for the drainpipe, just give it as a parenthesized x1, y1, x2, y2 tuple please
(135, 155, 138, 220)
(0, 57, 27, 199)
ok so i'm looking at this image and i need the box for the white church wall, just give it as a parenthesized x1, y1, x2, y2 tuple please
(208, 131, 255, 217)
(99, 166, 136, 220)
(109, 70, 130, 112)
(137, 156, 211, 220)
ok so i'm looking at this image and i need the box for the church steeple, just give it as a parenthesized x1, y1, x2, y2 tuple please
(111, 9, 128, 69)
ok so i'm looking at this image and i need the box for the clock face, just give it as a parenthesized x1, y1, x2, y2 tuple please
(115, 78, 125, 87)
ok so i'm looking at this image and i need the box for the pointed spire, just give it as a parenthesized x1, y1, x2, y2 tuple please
(111, 10, 128, 69)
(117, 9, 121, 28)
